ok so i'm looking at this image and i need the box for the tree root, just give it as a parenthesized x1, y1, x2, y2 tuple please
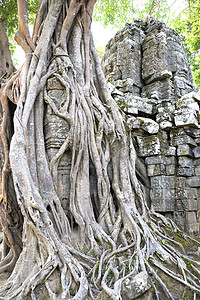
(0, 1, 200, 299)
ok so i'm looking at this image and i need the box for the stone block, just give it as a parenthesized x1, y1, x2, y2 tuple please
(162, 146, 176, 156)
(193, 146, 200, 158)
(174, 212, 185, 230)
(186, 177, 200, 187)
(145, 155, 175, 166)
(185, 212, 199, 234)
(130, 117, 159, 134)
(194, 166, 200, 176)
(174, 110, 198, 128)
(150, 176, 175, 189)
(178, 157, 193, 167)
(171, 134, 197, 147)
(147, 164, 165, 177)
(175, 177, 186, 188)
(194, 158, 200, 166)
(166, 164, 176, 175)
(159, 121, 173, 130)
(47, 77, 64, 90)
(176, 189, 198, 211)
(177, 167, 194, 177)
(145, 155, 163, 165)
(177, 144, 193, 157)
(122, 271, 151, 300)
(194, 137, 200, 145)
(136, 136, 161, 157)
(176, 93, 199, 111)
(151, 188, 175, 211)
(185, 128, 200, 138)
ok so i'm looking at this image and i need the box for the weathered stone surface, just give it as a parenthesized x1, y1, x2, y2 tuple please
(178, 157, 193, 167)
(185, 212, 199, 234)
(121, 271, 151, 300)
(177, 144, 193, 157)
(47, 77, 64, 90)
(151, 188, 175, 211)
(177, 167, 194, 177)
(174, 109, 198, 128)
(150, 176, 175, 189)
(130, 117, 159, 134)
(137, 136, 161, 157)
(186, 177, 200, 187)
(147, 164, 165, 177)
(170, 129, 197, 147)
(166, 164, 176, 175)
(193, 146, 200, 158)
(102, 18, 200, 233)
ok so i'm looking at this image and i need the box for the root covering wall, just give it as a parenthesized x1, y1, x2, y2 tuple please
(102, 17, 200, 234)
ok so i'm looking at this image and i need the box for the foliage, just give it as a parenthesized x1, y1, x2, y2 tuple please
(171, 0, 200, 87)
(0, 0, 39, 56)
(136, 0, 169, 21)
(0, 0, 18, 38)
(93, 0, 170, 29)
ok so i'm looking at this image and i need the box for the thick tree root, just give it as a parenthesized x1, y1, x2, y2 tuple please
(0, 1, 200, 299)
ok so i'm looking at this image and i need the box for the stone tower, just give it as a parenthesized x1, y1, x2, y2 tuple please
(102, 17, 200, 234)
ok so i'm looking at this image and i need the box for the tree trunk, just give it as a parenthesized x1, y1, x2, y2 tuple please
(0, 1, 200, 299)
(0, 20, 23, 281)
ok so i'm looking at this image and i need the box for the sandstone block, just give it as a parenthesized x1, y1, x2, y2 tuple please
(150, 176, 175, 189)
(178, 157, 193, 167)
(177, 167, 194, 177)
(137, 136, 161, 157)
(133, 117, 159, 134)
(147, 164, 165, 177)
(162, 146, 176, 156)
(195, 166, 200, 176)
(177, 144, 193, 157)
(166, 164, 176, 175)
(174, 110, 198, 128)
(186, 177, 200, 187)
(122, 271, 151, 300)
(151, 188, 175, 211)
(193, 146, 200, 158)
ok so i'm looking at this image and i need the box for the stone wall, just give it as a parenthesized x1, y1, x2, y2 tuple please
(102, 17, 200, 234)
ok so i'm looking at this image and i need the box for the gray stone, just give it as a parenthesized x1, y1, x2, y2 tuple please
(162, 146, 176, 156)
(47, 77, 64, 90)
(166, 164, 176, 175)
(145, 155, 175, 165)
(177, 167, 194, 177)
(102, 19, 200, 233)
(193, 146, 200, 158)
(121, 271, 151, 300)
(150, 176, 175, 189)
(160, 121, 173, 130)
(194, 137, 200, 145)
(132, 117, 159, 134)
(186, 177, 200, 187)
(147, 164, 165, 177)
(174, 110, 198, 128)
(194, 166, 200, 176)
(178, 157, 193, 167)
(177, 144, 193, 157)
(137, 136, 161, 157)
(171, 133, 197, 147)
(151, 188, 175, 211)
(185, 212, 199, 234)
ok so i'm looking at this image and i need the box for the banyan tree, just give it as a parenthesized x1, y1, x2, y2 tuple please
(0, 0, 200, 299)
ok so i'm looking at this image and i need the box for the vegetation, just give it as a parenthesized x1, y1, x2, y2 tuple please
(0, 0, 199, 299)
(171, 0, 200, 87)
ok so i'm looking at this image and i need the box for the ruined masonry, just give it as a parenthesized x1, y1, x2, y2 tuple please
(102, 17, 200, 234)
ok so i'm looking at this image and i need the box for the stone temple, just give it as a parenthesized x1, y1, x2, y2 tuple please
(102, 17, 200, 234)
